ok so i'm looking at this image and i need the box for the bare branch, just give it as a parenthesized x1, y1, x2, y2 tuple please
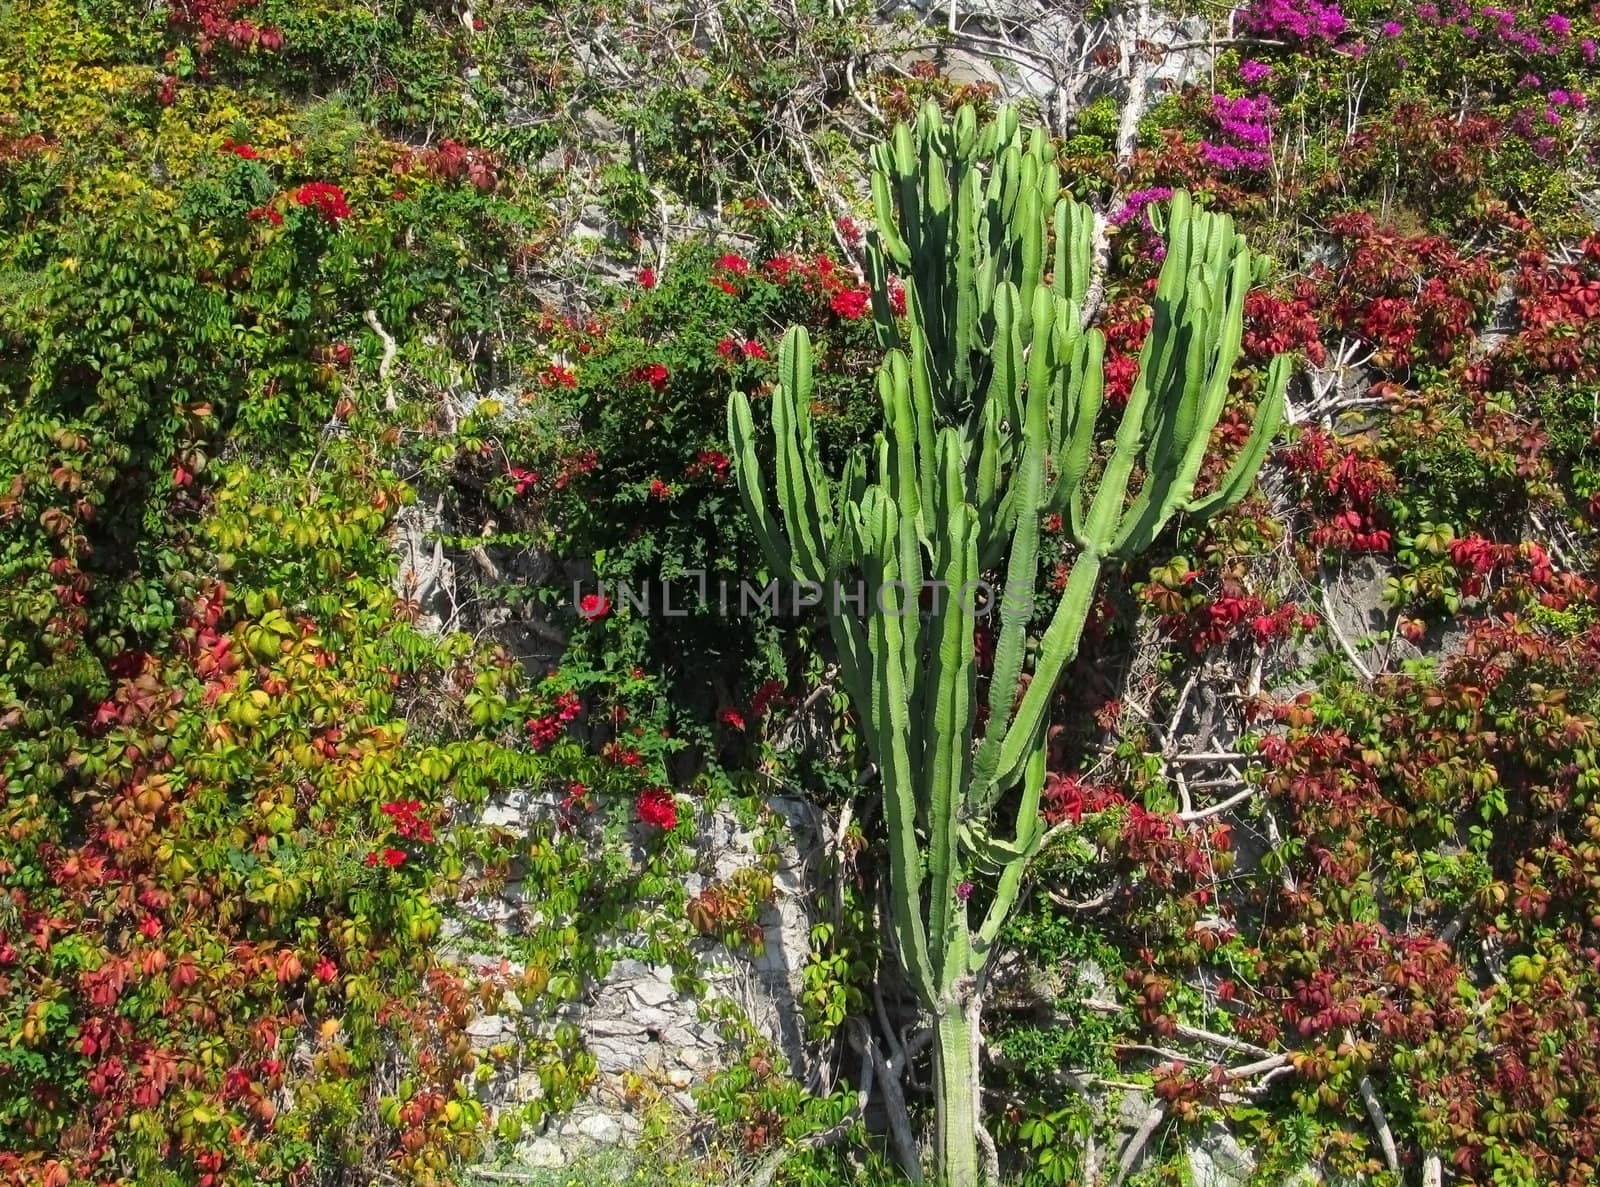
(1358, 1071, 1402, 1176)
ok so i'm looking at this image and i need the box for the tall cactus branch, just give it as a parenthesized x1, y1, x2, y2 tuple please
(729, 101, 1291, 1187)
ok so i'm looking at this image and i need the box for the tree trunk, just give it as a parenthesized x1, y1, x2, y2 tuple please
(933, 1006, 981, 1187)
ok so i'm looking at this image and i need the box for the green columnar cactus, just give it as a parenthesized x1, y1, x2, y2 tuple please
(729, 102, 1289, 1187)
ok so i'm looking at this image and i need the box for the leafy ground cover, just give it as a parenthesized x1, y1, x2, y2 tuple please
(2, 0, 1599, 1185)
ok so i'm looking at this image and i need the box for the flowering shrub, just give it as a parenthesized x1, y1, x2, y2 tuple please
(1202, 93, 1276, 173)
(1239, 0, 1347, 43)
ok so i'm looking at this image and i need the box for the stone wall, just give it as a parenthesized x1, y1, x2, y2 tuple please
(452, 791, 824, 1171)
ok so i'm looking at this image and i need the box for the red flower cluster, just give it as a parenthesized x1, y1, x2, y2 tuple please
(711, 253, 751, 294)
(636, 787, 678, 830)
(554, 448, 598, 490)
(830, 288, 870, 319)
(380, 799, 433, 843)
(717, 336, 769, 361)
(364, 847, 406, 868)
(719, 708, 746, 731)
(526, 692, 581, 750)
(631, 362, 670, 392)
(560, 781, 591, 814)
(748, 679, 786, 720)
(686, 449, 730, 482)
(578, 593, 609, 620)
(602, 741, 643, 766)
(649, 478, 673, 500)
(222, 140, 259, 160)
(247, 206, 284, 227)
(293, 182, 351, 223)
(508, 467, 539, 496)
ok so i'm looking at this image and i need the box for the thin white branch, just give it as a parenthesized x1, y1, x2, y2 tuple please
(1178, 784, 1257, 822)
(364, 309, 398, 413)
(1113, 1100, 1167, 1186)
(1321, 583, 1374, 680)
(1358, 1071, 1402, 1176)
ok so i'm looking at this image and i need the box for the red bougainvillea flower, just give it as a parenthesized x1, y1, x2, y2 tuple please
(293, 181, 352, 222)
(719, 708, 746, 731)
(247, 206, 284, 227)
(602, 741, 643, 766)
(579, 593, 610, 620)
(379, 799, 433, 842)
(649, 478, 673, 500)
(831, 288, 870, 319)
(717, 337, 739, 357)
(749, 680, 785, 719)
(686, 450, 731, 482)
(715, 252, 751, 275)
(526, 692, 582, 749)
(222, 140, 259, 159)
(637, 787, 678, 830)
(365, 847, 406, 867)
(632, 362, 670, 392)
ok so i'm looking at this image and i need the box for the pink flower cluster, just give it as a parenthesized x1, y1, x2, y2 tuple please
(1111, 187, 1174, 262)
(1238, 0, 1346, 42)
(1201, 93, 1276, 173)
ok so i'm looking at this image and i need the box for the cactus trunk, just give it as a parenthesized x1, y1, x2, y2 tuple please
(729, 102, 1290, 1185)
(934, 1006, 980, 1187)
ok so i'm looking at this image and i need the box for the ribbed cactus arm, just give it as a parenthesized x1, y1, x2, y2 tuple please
(728, 391, 795, 580)
(969, 746, 1048, 969)
(1186, 353, 1290, 518)
(771, 327, 835, 585)
(989, 283, 1026, 459)
(854, 489, 937, 1003)
(825, 450, 874, 737)
(983, 553, 1103, 801)
(1054, 325, 1106, 537)
(972, 397, 1005, 554)
(880, 351, 924, 536)
(968, 297, 1051, 810)
(924, 433, 979, 987)
(1111, 231, 1257, 560)
(1053, 198, 1094, 308)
